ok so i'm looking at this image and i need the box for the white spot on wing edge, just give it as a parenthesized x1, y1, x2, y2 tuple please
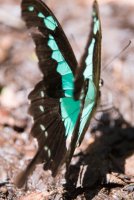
(40, 124, 45, 131)
(44, 146, 51, 158)
(48, 149, 51, 158)
(39, 105, 44, 112)
(44, 146, 48, 151)
(40, 91, 45, 98)
(45, 131, 48, 137)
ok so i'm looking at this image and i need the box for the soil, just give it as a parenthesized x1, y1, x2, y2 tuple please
(0, 0, 133, 199)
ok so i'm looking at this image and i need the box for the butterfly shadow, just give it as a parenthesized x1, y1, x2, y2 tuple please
(63, 108, 134, 199)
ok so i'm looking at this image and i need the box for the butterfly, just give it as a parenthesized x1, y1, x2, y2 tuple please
(15, 0, 101, 187)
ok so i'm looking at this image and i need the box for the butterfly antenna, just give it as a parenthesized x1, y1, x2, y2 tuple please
(102, 40, 131, 72)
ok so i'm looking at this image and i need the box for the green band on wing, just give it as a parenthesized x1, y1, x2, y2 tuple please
(60, 98, 80, 136)
(79, 79, 96, 135)
(48, 34, 74, 93)
(93, 19, 99, 34)
(61, 73, 74, 94)
(93, 11, 100, 34)
(48, 39, 58, 50)
(84, 38, 95, 80)
(38, 12, 57, 31)
(52, 51, 64, 62)
(57, 62, 72, 75)
(48, 34, 80, 136)
(45, 16, 58, 31)
(78, 31, 97, 138)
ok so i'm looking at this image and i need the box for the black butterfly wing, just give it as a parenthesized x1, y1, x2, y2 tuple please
(66, 0, 102, 164)
(15, 0, 80, 187)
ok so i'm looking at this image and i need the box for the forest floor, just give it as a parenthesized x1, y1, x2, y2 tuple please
(0, 0, 134, 199)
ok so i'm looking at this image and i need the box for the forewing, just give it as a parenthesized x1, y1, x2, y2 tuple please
(67, 0, 102, 164)
(78, 0, 101, 143)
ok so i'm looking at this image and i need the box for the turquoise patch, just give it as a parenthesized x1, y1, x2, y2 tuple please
(64, 90, 73, 97)
(49, 35, 54, 39)
(48, 34, 74, 93)
(79, 79, 96, 134)
(84, 38, 95, 80)
(38, 12, 45, 18)
(28, 6, 34, 12)
(92, 10, 99, 34)
(38, 12, 57, 31)
(48, 39, 58, 50)
(93, 19, 99, 34)
(48, 35, 62, 65)
(60, 98, 80, 136)
(47, 34, 80, 136)
(61, 73, 74, 90)
(78, 31, 97, 138)
(57, 62, 72, 75)
(44, 16, 58, 31)
(52, 50, 64, 62)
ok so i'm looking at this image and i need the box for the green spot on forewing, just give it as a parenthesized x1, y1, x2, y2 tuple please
(48, 39, 58, 50)
(93, 19, 99, 34)
(28, 6, 34, 12)
(84, 38, 95, 80)
(57, 62, 72, 75)
(46, 16, 58, 26)
(44, 16, 57, 31)
(49, 35, 54, 39)
(38, 12, 57, 31)
(52, 51, 64, 62)
(38, 12, 45, 18)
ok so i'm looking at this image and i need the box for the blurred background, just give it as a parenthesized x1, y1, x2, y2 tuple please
(0, 0, 133, 199)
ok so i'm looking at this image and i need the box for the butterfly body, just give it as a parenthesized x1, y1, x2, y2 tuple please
(15, 0, 101, 187)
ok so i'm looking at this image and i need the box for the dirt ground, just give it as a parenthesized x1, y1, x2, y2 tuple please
(0, 0, 134, 199)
